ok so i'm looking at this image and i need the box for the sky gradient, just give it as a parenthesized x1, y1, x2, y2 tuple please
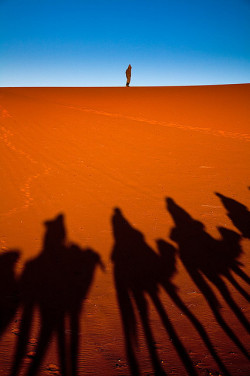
(1, 0, 250, 87)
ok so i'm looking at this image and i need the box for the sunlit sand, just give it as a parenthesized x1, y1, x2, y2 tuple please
(0, 85, 249, 375)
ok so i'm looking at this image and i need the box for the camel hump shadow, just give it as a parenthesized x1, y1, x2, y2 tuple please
(166, 197, 245, 278)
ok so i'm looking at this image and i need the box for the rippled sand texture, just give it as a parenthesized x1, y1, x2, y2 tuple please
(0, 85, 249, 375)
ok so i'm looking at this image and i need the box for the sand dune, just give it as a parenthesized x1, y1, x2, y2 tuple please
(0, 85, 249, 375)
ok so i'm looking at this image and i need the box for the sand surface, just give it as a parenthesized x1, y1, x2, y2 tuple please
(0, 85, 249, 375)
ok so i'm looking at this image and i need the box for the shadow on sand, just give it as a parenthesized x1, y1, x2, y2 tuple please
(0, 250, 20, 338)
(166, 197, 250, 362)
(10, 213, 104, 376)
(215, 192, 250, 240)
(111, 207, 233, 376)
(215, 192, 250, 285)
(2, 194, 249, 375)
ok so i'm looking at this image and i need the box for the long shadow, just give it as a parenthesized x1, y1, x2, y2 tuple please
(218, 227, 250, 300)
(10, 214, 103, 376)
(166, 197, 250, 360)
(0, 250, 20, 338)
(156, 239, 231, 376)
(215, 193, 250, 287)
(215, 192, 250, 239)
(111, 207, 198, 376)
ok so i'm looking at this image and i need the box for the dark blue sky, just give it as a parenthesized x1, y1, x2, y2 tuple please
(1, 0, 250, 86)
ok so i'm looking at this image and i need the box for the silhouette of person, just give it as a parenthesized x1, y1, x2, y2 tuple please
(126, 64, 132, 87)
(166, 197, 250, 359)
(111, 207, 197, 376)
(10, 214, 103, 376)
(0, 250, 20, 338)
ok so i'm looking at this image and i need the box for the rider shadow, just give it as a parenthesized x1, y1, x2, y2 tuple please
(0, 250, 20, 338)
(111, 207, 198, 376)
(166, 197, 250, 360)
(10, 214, 104, 376)
(215, 192, 250, 239)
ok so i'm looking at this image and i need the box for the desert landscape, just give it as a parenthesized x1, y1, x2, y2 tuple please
(0, 84, 249, 375)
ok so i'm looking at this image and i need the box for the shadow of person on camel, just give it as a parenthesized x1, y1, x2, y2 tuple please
(111, 207, 198, 376)
(166, 197, 250, 361)
(10, 213, 104, 376)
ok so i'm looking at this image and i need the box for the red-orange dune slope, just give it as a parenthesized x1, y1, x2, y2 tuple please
(0, 85, 249, 375)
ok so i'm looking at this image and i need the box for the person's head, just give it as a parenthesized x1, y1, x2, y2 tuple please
(43, 214, 66, 251)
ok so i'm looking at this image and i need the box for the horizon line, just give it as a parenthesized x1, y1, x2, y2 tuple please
(1, 83, 249, 89)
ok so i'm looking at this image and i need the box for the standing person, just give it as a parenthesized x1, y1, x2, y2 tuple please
(126, 64, 132, 87)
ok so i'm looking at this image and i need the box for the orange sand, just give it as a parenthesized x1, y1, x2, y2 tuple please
(0, 85, 249, 375)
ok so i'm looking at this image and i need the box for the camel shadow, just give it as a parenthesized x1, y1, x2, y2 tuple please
(166, 197, 250, 361)
(0, 250, 20, 338)
(111, 207, 199, 375)
(10, 213, 104, 376)
(111, 207, 232, 375)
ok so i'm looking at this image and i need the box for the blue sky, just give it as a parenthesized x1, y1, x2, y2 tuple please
(1, 0, 250, 86)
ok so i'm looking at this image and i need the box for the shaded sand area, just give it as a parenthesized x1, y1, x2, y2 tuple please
(0, 85, 249, 375)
